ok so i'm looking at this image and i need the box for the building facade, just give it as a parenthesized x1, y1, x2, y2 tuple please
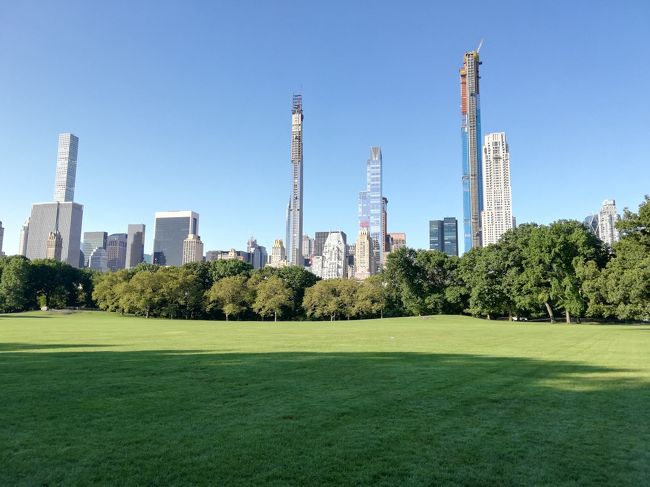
(54, 133, 79, 203)
(46, 231, 63, 261)
(0, 221, 4, 256)
(18, 218, 30, 256)
(126, 224, 146, 269)
(358, 147, 384, 269)
(288, 94, 304, 267)
(429, 218, 458, 256)
(107, 233, 128, 271)
(153, 211, 199, 266)
(354, 227, 374, 280)
(321, 231, 347, 280)
(82, 231, 108, 267)
(182, 234, 204, 264)
(247, 237, 267, 269)
(598, 199, 620, 246)
(481, 132, 514, 246)
(89, 247, 108, 272)
(460, 49, 483, 251)
(26, 202, 83, 267)
(388, 232, 406, 251)
(269, 239, 287, 267)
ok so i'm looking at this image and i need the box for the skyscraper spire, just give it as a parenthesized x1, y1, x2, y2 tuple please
(288, 93, 304, 267)
(460, 49, 483, 251)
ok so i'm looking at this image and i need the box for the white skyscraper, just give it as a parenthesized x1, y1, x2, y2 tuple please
(18, 218, 30, 256)
(54, 133, 79, 203)
(481, 132, 514, 246)
(182, 234, 204, 264)
(321, 232, 347, 280)
(598, 199, 620, 247)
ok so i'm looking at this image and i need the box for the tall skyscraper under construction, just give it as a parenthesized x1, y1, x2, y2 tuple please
(288, 94, 304, 267)
(460, 48, 483, 251)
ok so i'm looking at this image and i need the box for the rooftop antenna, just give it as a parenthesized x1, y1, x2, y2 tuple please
(477, 38, 484, 53)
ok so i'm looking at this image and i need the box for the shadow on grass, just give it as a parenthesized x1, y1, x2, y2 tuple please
(1, 348, 648, 486)
(0, 343, 117, 351)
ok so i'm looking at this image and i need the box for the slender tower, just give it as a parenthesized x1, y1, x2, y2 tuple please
(54, 133, 79, 202)
(460, 48, 483, 251)
(288, 94, 304, 267)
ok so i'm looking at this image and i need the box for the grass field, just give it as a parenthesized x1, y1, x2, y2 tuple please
(1, 311, 649, 486)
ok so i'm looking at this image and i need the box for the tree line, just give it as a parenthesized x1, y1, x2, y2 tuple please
(1, 196, 648, 322)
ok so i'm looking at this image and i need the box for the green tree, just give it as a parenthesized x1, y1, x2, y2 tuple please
(208, 260, 252, 282)
(252, 275, 292, 321)
(93, 270, 130, 312)
(303, 279, 352, 321)
(119, 269, 165, 318)
(354, 275, 387, 318)
(205, 275, 252, 321)
(0, 256, 35, 312)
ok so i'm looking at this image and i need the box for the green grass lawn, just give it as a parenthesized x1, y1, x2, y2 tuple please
(1, 311, 649, 486)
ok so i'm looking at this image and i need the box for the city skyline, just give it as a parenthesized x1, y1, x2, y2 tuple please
(1, 2, 648, 256)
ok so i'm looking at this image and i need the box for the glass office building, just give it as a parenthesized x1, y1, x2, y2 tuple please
(153, 211, 199, 266)
(429, 218, 458, 257)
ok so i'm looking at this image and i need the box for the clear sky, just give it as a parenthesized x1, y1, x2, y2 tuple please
(1, 0, 649, 256)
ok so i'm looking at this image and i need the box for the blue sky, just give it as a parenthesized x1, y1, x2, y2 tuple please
(1, 0, 649, 256)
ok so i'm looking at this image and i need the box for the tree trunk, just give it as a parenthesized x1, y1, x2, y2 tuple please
(545, 302, 555, 323)
(565, 309, 571, 324)
(146, 309, 149, 319)
(487, 314, 491, 320)
(274, 311, 277, 322)
(226, 313, 229, 321)
(380, 309, 383, 319)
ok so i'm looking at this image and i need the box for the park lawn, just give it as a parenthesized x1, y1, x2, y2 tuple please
(1, 312, 649, 486)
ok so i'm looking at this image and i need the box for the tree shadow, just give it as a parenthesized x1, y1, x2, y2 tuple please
(1, 349, 648, 486)
(0, 343, 117, 352)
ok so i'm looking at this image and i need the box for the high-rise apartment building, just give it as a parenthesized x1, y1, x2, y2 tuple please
(460, 49, 483, 251)
(288, 94, 304, 267)
(54, 133, 79, 203)
(26, 202, 83, 266)
(382, 197, 389, 252)
(354, 227, 374, 280)
(321, 232, 347, 280)
(182, 234, 204, 264)
(82, 232, 108, 267)
(153, 211, 199, 266)
(18, 218, 30, 256)
(302, 234, 313, 259)
(314, 231, 330, 257)
(25, 134, 83, 267)
(126, 224, 146, 269)
(481, 132, 514, 246)
(107, 233, 128, 271)
(389, 232, 406, 251)
(358, 147, 384, 269)
(598, 199, 620, 246)
(247, 237, 267, 269)
(269, 239, 287, 267)
(429, 218, 458, 256)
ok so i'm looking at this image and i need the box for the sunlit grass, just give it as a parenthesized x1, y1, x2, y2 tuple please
(1, 311, 649, 485)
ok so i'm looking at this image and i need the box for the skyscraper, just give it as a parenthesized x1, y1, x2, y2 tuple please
(481, 132, 514, 246)
(182, 234, 204, 264)
(288, 94, 304, 267)
(46, 231, 63, 261)
(302, 234, 313, 260)
(82, 231, 108, 267)
(429, 218, 458, 256)
(321, 232, 347, 280)
(0, 221, 4, 256)
(598, 199, 620, 246)
(26, 202, 83, 266)
(89, 248, 108, 272)
(354, 227, 374, 280)
(107, 233, 128, 271)
(54, 133, 79, 203)
(358, 147, 384, 269)
(247, 237, 268, 269)
(18, 218, 29, 256)
(382, 196, 389, 252)
(389, 232, 406, 251)
(25, 133, 83, 267)
(460, 49, 483, 251)
(126, 224, 146, 269)
(314, 231, 330, 258)
(269, 239, 287, 267)
(153, 211, 199, 266)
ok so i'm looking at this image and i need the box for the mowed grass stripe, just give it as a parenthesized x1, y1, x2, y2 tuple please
(1, 311, 649, 486)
